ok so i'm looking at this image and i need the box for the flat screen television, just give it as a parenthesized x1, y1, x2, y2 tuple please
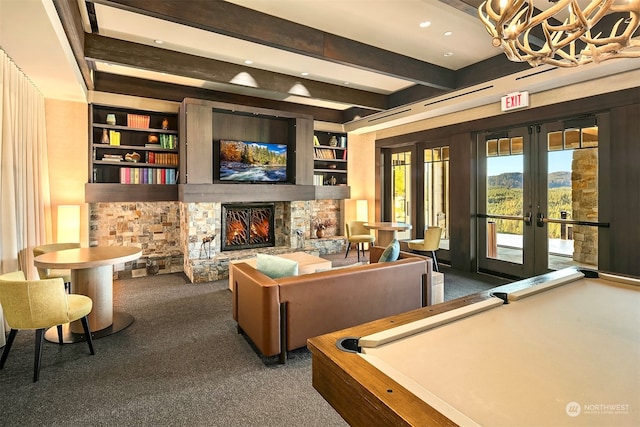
(218, 140, 288, 182)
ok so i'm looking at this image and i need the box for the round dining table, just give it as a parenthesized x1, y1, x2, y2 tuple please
(34, 246, 142, 343)
(363, 222, 412, 246)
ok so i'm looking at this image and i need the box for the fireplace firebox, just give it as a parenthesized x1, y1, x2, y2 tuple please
(221, 203, 275, 251)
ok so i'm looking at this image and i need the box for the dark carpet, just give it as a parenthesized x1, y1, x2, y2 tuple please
(0, 253, 509, 426)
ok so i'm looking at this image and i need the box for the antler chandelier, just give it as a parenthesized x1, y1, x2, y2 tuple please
(478, 0, 640, 67)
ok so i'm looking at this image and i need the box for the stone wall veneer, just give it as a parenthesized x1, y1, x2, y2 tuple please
(90, 199, 343, 283)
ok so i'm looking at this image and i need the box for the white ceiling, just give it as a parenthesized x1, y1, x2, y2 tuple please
(1, 0, 639, 120)
(1, 0, 501, 106)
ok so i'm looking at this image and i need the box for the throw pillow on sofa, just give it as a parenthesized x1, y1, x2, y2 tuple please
(379, 239, 400, 262)
(256, 253, 299, 279)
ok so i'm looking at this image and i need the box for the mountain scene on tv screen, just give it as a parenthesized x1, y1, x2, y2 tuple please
(220, 140, 287, 182)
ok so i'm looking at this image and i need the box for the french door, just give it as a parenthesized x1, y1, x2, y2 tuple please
(477, 119, 606, 278)
(390, 151, 412, 241)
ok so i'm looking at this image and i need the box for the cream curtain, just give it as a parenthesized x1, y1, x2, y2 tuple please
(0, 49, 52, 279)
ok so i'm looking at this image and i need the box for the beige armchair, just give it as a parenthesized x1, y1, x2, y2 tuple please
(345, 221, 375, 261)
(0, 271, 95, 382)
(407, 226, 442, 272)
(33, 243, 80, 293)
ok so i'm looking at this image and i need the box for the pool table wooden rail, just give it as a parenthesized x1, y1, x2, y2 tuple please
(307, 268, 588, 426)
(308, 291, 491, 426)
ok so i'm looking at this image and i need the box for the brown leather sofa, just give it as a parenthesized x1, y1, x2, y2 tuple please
(232, 247, 434, 363)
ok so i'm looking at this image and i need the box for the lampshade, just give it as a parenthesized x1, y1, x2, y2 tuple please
(57, 205, 80, 243)
(356, 199, 369, 222)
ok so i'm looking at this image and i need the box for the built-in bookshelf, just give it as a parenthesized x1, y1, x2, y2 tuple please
(86, 104, 179, 202)
(313, 131, 347, 186)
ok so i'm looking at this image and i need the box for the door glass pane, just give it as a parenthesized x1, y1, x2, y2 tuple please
(547, 125, 598, 270)
(486, 138, 524, 264)
(486, 219, 523, 263)
(392, 151, 411, 240)
(582, 126, 598, 148)
(564, 129, 580, 149)
(548, 131, 563, 151)
(424, 147, 449, 249)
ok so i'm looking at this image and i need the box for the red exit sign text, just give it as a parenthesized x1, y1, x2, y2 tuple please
(501, 91, 529, 111)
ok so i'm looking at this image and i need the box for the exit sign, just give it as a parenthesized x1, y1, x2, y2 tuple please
(501, 91, 529, 111)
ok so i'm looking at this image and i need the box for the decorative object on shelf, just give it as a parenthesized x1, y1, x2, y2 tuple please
(478, 0, 640, 68)
(329, 176, 337, 186)
(200, 234, 216, 259)
(124, 152, 141, 163)
(340, 136, 347, 148)
(101, 129, 109, 144)
(162, 118, 169, 130)
(148, 134, 159, 144)
(313, 217, 335, 238)
(106, 114, 116, 125)
(329, 135, 338, 147)
(294, 229, 305, 249)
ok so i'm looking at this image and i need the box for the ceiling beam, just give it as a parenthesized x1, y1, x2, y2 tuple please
(93, 72, 347, 123)
(84, 34, 387, 110)
(91, 0, 456, 90)
(52, 0, 94, 90)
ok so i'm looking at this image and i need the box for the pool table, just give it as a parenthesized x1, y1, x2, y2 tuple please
(308, 268, 639, 426)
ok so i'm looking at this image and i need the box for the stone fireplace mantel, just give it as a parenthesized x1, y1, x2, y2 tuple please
(178, 183, 348, 202)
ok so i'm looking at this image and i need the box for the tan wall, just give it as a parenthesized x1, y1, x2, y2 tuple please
(346, 133, 376, 224)
(45, 99, 88, 245)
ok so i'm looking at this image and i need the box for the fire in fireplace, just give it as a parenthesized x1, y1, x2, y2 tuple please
(221, 203, 275, 251)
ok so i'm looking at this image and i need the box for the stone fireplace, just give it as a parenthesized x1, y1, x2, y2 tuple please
(180, 199, 345, 283)
(221, 203, 275, 251)
(88, 199, 345, 283)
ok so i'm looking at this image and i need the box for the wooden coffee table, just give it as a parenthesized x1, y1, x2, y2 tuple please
(228, 252, 332, 291)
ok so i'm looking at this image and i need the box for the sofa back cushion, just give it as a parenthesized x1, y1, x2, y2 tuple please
(256, 253, 299, 279)
(378, 239, 400, 262)
(278, 258, 427, 351)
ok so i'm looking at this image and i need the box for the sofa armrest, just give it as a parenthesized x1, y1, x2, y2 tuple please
(232, 262, 282, 357)
(370, 246, 435, 305)
(369, 245, 385, 263)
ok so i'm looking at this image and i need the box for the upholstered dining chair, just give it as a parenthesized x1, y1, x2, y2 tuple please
(33, 243, 80, 293)
(0, 271, 95, 382)
(407, 226, 442, 272)
(345, 221, 375, 262)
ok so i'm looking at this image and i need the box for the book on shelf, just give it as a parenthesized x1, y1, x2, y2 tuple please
(314, 147, 336, 159)
(159, 134, 177, 149)
(118, 167, 177, 184)
(102, 154, 123, 162)
(109, 130, 121, 146)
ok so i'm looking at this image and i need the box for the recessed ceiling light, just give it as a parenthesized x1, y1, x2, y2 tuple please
(301, 72, 309, 76)
(419, 21, 431, 28)
(344, 81, 350, 85)
(244, 60, 253, 65)
(444, 31, 453, 36)
(154, 39, 164, 44)
(444, 52, 454, 57)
